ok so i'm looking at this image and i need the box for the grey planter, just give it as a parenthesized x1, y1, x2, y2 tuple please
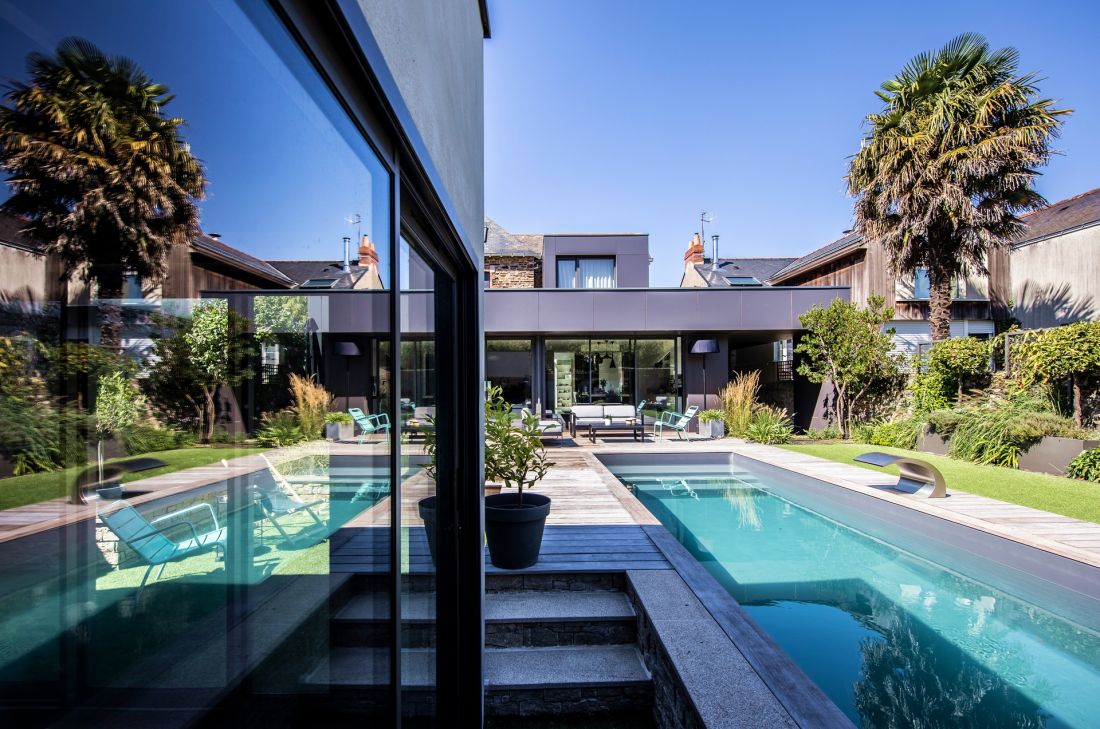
(702, 420, 726, 439)
(1019, 437, 1100, 476)
(917, 426, 950, 456)
(325, 422, 355, 441)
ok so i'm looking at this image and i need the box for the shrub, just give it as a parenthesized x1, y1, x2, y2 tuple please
(851, 422, 876, 443)
(699, 409, 725, 423)
(910, 369, 953, 414)
(719, 371, 759, 437)
(865, 418, 922, 450)
(94, 372, 147, 438)
(121, 425, 194, 455)
(924, 409, 964, 436)
(256, 409, 304, 448)
(805, 424, 842, 440)
(745, 406, 793, 444)
(948, 393, 1082, 468)
(1067, 448, 1100, 482)
(927, 337, 990, 399)
(289, 373, 331, 441)
(325, 411, 354, 425)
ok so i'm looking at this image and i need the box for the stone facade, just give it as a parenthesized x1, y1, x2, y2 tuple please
(485, 254, 541, 289)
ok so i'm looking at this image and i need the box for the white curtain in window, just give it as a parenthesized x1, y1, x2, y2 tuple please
(579, 258, 614, 288)
(557, 259, 576, 288)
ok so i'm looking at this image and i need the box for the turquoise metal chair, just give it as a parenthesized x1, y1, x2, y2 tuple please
(100, 502, 226, 596)
(654, 405, 700, 441)
(635, 400, 648, 428)
(348, 408, 391, 443)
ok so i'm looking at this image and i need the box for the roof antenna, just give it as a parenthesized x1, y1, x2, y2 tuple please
(700, 211, 713, 247)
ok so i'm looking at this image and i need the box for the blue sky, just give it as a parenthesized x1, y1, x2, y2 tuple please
(485, 0, 1100, 286)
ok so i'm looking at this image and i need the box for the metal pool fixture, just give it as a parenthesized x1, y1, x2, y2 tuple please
(853, 451, 948, 498)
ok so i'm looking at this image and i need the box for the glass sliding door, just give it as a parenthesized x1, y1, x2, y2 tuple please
(544, 339, 588, 410)
(635, 339, 680, 414)
(589, 339, 633, 403)
(485, 339, 533, 409)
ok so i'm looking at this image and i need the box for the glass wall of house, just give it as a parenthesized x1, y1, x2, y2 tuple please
(486, 339, 533, 408)
(0, 1, 484, 725)
(542, 338, 680, 413)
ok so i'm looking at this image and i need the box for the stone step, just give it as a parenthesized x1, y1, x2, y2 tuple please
(304, 644, 651, 691)
(333, 589, 637, 647)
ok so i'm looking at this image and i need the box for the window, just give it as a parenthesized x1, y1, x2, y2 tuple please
(912, 268, 966, 300)
(556, 257, 615, 288)
(486, 339, 533, 406)
(773, 339, 793, 362)
(726, 276, 761, 286)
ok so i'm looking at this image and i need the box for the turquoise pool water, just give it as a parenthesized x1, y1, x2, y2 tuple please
(611, 461, 1100, 729)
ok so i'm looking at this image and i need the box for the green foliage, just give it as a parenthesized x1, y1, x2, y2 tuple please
(121, 425, 194, 455)
(483, 386, 552, 500)
(719, 370, 759, 437)
(745, 406, 794, 445)
(144, 321, 206, 435)
(805, 425, 843, 440)
(909, 368, 953, 414)
(289, 373, 331, 441)
(93, 371, 147, 438)
(851, 422, 877, 443)
(256, 410, 304, 448)
(947, 394, 1082, 468)
(324, 411, 354, 425)
(698, 409, 725, 423)
(1012, 321, 1100, 426)
(864, 418, 922, 450)
(926, 337, 990, 401)
(848, 32, 1068, 341)
(254, 296, 308, 342)
(183, 300, 254, 440)
(796, 295, 901, 437)
(1066, 448, 1100, 482)
(924, 409, 964, 436)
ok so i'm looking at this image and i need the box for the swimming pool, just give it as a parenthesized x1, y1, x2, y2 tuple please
(602, 453, 1100, 729)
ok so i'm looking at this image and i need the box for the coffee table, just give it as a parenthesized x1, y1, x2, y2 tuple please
(586, 421, 645, 443)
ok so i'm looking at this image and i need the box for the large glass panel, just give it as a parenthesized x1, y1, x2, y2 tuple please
(635, 339, 679, 417)
(399, 238, 437, 721)
(556, 258, 576, 289)
(544, 339, 589, 410)
(0, 1, 394, 724)
(589, 338, 633, 403)
(486, 339, 533, 409)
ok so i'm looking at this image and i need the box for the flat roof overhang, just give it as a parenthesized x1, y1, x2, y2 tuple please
(484, 286, 849, 335)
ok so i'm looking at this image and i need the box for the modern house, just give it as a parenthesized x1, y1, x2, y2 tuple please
(1010, 187, 1100, 329)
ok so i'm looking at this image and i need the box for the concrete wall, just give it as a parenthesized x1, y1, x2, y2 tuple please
(356, 0, 485, 250)
(1011, 225, 1100, 328)
(542, 234, 650, 288)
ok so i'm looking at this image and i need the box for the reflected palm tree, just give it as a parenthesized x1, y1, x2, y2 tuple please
(720, 478, 762, 530)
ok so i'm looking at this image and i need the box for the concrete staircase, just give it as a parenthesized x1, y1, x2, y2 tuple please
(303, 571, 653, 719)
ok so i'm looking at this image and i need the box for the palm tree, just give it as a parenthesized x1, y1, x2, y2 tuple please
(0, 38, 206, 349)
(848, 33, 1068, 341)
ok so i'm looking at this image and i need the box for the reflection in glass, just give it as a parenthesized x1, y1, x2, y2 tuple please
(486, 339, 533, 407)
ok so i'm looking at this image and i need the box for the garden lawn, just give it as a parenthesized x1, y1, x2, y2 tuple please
(780, 442, 1100, 525)
(0, 447, 265, 511)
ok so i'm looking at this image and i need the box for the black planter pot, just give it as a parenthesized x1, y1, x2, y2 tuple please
(418, 496, 438, 566)
(484, 492, 551, 570)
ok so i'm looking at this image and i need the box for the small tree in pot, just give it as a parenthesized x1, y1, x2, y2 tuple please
(420, 386, 553, 569)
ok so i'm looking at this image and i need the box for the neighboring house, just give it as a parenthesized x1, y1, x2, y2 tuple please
(680, 232, 796, 288)
(269, 235, 385, 290)
(0, 212, 293, 310)
(484, 216, 650, 289)
(1010, 187, 1100, 329)
(762, 231, 1009, 357)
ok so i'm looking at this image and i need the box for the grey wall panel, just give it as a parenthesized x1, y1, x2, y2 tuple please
(643, 290, 700, 331)
(484, 290, 540, 332)
(616, 254, 650, 288)
(693, 290, 745, 330)
(355, 0, 484, 251)
(538, 291, 596, 331)
(732, 288, 792, 329)
(592, 291, 647, 331)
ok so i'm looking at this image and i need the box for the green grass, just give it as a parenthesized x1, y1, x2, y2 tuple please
(0, 447, 266, 511)
(780, 442, 1100, 525)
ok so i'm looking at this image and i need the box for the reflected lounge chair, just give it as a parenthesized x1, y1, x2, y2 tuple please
(257, 454, 327, 545)
(100, 502, 226, 597)
(349, 407, 391, 443)
(654, 405, 700, 441)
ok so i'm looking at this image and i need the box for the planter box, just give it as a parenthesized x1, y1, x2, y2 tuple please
(325, 422, 355, 441)
(917, 426, 950, 456)
(1019, 437, 1100, 476)
(702, 420, 725, 439)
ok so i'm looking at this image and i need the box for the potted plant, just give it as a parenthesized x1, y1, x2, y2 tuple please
(324, 411, 355, 441)
(483, 387, 553, 569)
(699, 409, 726, 439)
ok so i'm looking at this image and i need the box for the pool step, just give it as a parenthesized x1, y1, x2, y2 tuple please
(332, 588, 637, 648)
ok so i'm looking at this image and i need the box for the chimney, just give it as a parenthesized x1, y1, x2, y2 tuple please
(342, 236, 352, 273)
(684, 233, 705, 266)
(358, 234, 379, 267)
(353, 235, 383, 290)
(711, 235, 720, 270)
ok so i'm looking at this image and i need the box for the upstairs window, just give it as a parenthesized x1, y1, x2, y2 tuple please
(912, 268, 966, 300)
(556, 257, 615, 288)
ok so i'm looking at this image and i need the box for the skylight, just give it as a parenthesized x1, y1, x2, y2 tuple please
(300, 278, 339, 289)
(725, 276, 761, 286)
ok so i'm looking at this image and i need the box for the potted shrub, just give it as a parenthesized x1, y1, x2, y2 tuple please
(324, 411, 355, 441)
(699, 409, 726, 439)
(483, 387, 553, 569)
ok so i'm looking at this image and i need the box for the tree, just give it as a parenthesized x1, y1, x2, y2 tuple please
(796, 295, 901, 438)
(1014, 321, 1100, 427)
(848, 33, 1069, 342)
(0, 38, 206, 349)
(183, 299, 253, 441)
(145, 323, 206, 436)
(926, 336, 990, 402)
(93, 371, 146, 438)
